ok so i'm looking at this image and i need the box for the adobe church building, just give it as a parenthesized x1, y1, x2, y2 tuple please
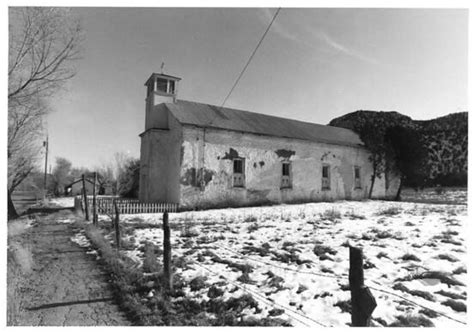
(139, 73, 399, 209)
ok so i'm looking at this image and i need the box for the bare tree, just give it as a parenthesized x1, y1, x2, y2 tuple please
(51, 157, 73, 196)
(8, 7, 83, 219)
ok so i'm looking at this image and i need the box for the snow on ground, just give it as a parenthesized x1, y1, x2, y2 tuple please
(103, 200, 467, 327)
(48, 197, 74, 207)
(71, 232, 92, 248)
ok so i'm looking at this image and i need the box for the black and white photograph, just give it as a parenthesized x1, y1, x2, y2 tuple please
(5, 0, 470, 328)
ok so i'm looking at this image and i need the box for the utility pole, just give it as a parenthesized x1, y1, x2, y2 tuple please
(43, 135, 49, 201)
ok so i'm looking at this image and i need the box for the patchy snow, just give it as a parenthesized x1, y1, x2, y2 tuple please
(56, 218, 75, 224)
(71, 232, 92, 248)
(48, 197, 74, 207)
(113, 200, 467, 327)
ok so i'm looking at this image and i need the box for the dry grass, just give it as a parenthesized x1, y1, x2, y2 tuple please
(389, 315, 434, 327)
(377, 206, 402, 216)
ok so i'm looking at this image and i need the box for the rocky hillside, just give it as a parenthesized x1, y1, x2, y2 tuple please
(329, 111, 467, 186)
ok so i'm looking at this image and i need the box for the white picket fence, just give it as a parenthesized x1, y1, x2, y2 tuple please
(74, 196, 178, 214)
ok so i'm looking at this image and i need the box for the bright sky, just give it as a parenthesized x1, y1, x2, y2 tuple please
(41, 6, 467, 169)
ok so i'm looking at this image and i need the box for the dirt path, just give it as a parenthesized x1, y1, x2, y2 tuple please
(8, 209, 130, 326)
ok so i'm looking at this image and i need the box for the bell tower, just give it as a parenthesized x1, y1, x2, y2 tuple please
(144, 72, 181, 129)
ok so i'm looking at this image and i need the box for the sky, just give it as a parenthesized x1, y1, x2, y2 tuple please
(37, 7, 468, 169)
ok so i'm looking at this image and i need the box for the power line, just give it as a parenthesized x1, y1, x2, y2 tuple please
(219, 7, 281, 110)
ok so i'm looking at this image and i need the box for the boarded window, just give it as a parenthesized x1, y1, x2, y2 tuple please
(354, 166, 362, 189)
(322, 164, 330, 190)
(233, 159, 245, 187)
(281, 162, 291, 188)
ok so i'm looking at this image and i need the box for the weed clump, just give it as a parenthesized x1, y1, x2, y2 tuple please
(453, 266, 467, 275)
(189, 276, 208, 291)
(389, 315, 434, 327)
(435, 290, 466, 300)
(401, 253, 421, 262)
(376, 251, 389, 259)
(268, 308, 285, 317)
(334, 299, 351, 313)
(244, 215, 258, 223)
(207, 285, 224, 298)
(320, 209, 341, 222)
(181, 224, 199, 238)
(247, 222, 260, 233)
(142, 242, 161, 273)
(393, 283, 435, 301)
(313, 244, 337, 260)
(435, 254, 459, 262)
(442, 299, 466, 312)
(377, 206, 402, 216)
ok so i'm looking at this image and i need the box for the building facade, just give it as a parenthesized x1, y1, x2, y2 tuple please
(139, 73, 399, 209)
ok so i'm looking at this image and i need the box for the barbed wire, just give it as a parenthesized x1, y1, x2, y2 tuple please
(214, 242, 346, 281)
(192, 260, 328, 327)
(365, 284, 467, 325)
(196, 243, 466, 326)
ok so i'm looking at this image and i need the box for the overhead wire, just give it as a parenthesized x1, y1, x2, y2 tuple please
(217, 7, 281, 113)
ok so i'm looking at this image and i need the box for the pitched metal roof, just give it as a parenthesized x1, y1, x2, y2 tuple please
(164, 100, 364, 147)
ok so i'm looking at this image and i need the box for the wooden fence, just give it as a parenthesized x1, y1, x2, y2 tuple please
(75, 195, 178, 214)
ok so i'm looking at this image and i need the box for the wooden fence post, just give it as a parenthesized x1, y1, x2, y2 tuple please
(114, 200, 121, 250)
(349, 246, 377, 327)
(163, 211, 172, 294)
(92, 172, 98, 225)
(82, 174, 90, 221)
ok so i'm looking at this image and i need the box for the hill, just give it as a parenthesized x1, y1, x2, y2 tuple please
(329, 111, 467, 187)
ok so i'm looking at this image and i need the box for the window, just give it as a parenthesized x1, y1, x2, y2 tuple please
(156, 78, 168, 93)
(233, 159, 245, 187)
(169, 80, 175, 94)
(322, 164, 330, 190)
(354, 166, 362, 189)
(281, 162, 292, 188)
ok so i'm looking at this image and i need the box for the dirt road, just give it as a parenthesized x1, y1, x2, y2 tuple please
(8, 209, 130, 326)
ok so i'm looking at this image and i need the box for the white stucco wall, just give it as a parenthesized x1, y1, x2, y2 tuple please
(178, 126, 397, 209)
(139, 111, 182, 203)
